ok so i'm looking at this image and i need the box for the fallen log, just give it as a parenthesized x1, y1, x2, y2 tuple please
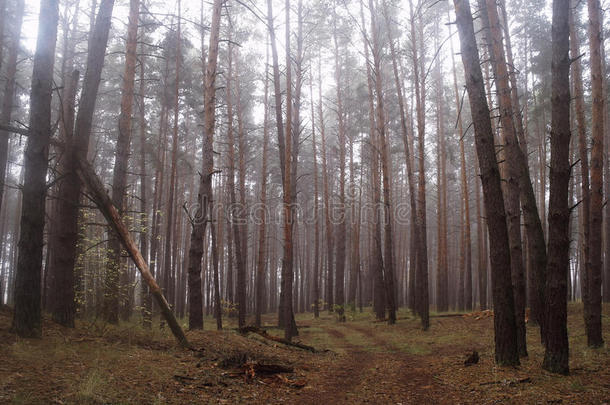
(480, 377, 531, 386)
(238, 326, 317, 352)
(245, 362, 294, 375)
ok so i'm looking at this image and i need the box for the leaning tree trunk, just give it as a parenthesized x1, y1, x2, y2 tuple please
(76, 158, 189, 347)
(11, 0, 60, 338)
(452, 0, 519, 366)
(542, 0, 571, 375)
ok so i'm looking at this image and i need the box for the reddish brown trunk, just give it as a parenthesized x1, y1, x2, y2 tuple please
(359, 0, 384, 320)
(370, 0, 396, 324)
(105, 0, 140, 323)
(186, 0, 222, 329)
(585, 0, 604, 347)
(332, 3, 346, 321)
(309, 74, 320, 318)
(569, 2, 591, 328)
(480, 0, 529, 356)
(317, 57, 335, 313)
(255, 43, 271, 327)
(452, 0, 519, 366)
(409, 0, 429, 329)
(542, 0, 571, 374)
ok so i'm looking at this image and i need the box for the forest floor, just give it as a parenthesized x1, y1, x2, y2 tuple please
(0, 303, 609, 404)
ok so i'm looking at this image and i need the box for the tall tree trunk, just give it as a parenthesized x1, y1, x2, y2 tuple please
(162, 1, 181, 321)
(291, 0, 304, 320)
(11, 0, 60, 338)
(359, 0, 384, 320)
(584, 0, 604, 348)
(452, 0, 519, 366)
(475, 152, 487, 310)
(409, 0, 429, 329)
(317, 57, 334, 314)
(47, 0, 116, 326)
(265, 0, 285, 183)
(542, 0, 571, 374)
(255, 43, 271, 327)
(186, 0, 222, 330)
(369, 0, 396, 324)
(225, 38, 247, 329)
(602, 41, 610, 302)
(279, 0, 297, 339)
(448, 20, 472, 312)
(382, 0, 419, 313)
(0, 0, 24, 220)
(569, 1, 591, 328)
(310, 73, 320, 318)
(138, 48, 151, 328)
(105, 0, 140, 323)
(480, 0, 531, 356)
(332, 2, 346, 321)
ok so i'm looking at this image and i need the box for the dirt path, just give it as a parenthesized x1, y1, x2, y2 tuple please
(296, 323, 441, 404)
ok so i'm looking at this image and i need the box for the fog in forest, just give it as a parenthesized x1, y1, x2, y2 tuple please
(0, 0, 609, 402)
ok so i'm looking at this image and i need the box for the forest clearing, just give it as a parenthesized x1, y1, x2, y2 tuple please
(1, 303, 608, 404)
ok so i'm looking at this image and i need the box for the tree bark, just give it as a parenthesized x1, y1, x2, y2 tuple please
(309, 72, 321, 318)
(332, 2, 346, 322)
(370, 0, 396, 325)
(48, 0, 116, 328)
(255, 43, 271, 327)
(138, 46, 151, 328)
(479, 0, 530, 356)
(409, 0, 429, 329)
(359, 0, 385, 320)
(584, 0, 604, 348)
(569, 2, 591, 328)
(278, 0, 297, 340)
(317, 57, 335, 314)
(382, 0, 419, 313)
(104, 0, 140, 323)
(542, 0, 571, 374)
(186, 0, 222, 330)
(11, 0, 60, 338)
(452, 0, 519, 366)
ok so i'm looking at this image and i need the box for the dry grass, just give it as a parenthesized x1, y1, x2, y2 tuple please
(0, 303, 608, 404)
